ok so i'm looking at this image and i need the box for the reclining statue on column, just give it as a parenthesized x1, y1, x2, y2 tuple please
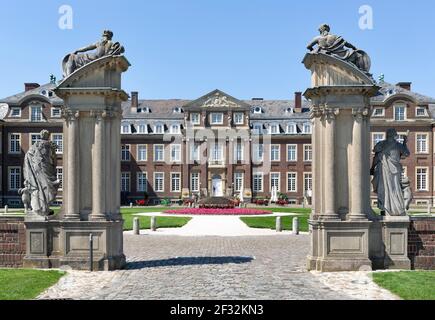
(370, 129, 411, 216)
(62, 30, 125, 78)
(307, 24, 372, 74)
(19, 130, 61, 217)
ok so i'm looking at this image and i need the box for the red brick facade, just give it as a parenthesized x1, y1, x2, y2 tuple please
(0, 216, 26, 268)
(408, 217, 435, 270)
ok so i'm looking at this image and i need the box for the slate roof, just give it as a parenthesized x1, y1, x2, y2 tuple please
(0, 83, 63, 105)
(372, 82, 435, 104)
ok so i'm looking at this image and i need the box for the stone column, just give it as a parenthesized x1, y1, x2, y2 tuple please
(350, 108, 369, 220)
(90, 111, 107, 221)
(64, 110, 80, 221)
(321, 107, 339, 220)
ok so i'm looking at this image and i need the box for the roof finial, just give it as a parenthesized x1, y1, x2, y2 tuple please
(50, 74, 57, 84)
(378, 73, 385, 83)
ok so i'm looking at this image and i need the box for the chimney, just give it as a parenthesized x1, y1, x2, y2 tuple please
(24, 83, 40, 92)
(294, 92, 302, 113)
(396, 82, 412, 91)
(131, 91, 139, 113)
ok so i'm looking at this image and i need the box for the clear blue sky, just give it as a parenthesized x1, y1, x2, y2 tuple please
(1, 0, 434, 100)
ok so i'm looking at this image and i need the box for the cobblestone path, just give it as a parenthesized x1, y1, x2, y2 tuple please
(38, 234, 398, 300)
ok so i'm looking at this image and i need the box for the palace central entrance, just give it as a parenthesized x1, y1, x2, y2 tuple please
(212, 175, 224, 197)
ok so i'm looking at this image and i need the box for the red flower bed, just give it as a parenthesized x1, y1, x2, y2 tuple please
(164, 208, 270, 216)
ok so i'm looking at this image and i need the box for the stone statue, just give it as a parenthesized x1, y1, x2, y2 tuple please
(19, 130, 60, 217)
(307, 24, 371, 74)
(370, 129, 411, 216)
(401, 177, 413, 211)
(62, 30, 125, 78)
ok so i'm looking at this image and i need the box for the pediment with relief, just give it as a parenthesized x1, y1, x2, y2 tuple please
(184, 89, 250, 109)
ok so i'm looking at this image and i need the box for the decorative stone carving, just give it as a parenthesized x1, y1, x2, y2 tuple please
(352, 107, 370, 121)
(402, 177, 413, 211)
(307, 24, 371, 75)
(370, 129, 411, 216)
(19, 130, 60, 218)
(62, 30, 125, 78)
(203, 92, 238, 108)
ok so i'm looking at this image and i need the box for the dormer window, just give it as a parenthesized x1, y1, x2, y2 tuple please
(416, 106, 427, 117)
(234, 112, 244, 125)
(269, 124, 280, 135)
(171, 124, 181, 134)
(137, 124, 147, 134)
(287, 123, 297, 134)
(372, 108, 385, 117)
(253, 123, 263, 134)
(121, 124, 131, 134)
(138, 107, 150, 113)
(51, 107, 62, 118)
(210, 113, 223, 125)
(10, 107, 21, 117)
(174, 107, 183, 114)
(394, 104, 407, 121)
(286, 108, 294, 114)
(303, 123, 312, 134)
(30, 105, 43, 122)
(191, 113, 200, 125)
(155, 124, 164, 134)
(253, 106, 263, 114)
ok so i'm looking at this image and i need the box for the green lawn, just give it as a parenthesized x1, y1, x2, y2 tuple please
(121, 208, 191, 231)
(0, 269, 65, 300)
(241, 215, 310, 232)
(372, 271, 435, 300)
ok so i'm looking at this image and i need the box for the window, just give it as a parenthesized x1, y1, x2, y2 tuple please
(303, 123, 312, 134)
(137, 124, 147, 134)
(271, 145, 280, 161)
(211, 144, 223, 161)
(211, 113, 223, 125)
(372, 108, 385, 117)
(416, 168, 428, 191)
(416, 134, 428, 153)
(171, 173, 181, 192)
(137, 145, 147, 162)
(154, 173, 164, 192)
(9, 134, 21, 154)
(121, 172, 130, 192)
(51, 134, 63, 154)
(173, 107, 183, 114)
(287, 123, 297, 134)
(234, 142, 244, 161)
(30, 105, 43, 122)
(287, 145, 297, 162)
(372, 133, 385, 150)
(56, 167, 63, 190)
(30, 133, 41, 146)
(304, 145, 313, 162)
(154, 124, 164, 134)
(416, 107, 427, 117)
(234, 173, 244, 192)
(10, 107, 21, 117)
(51, 108, 62, 118)
(396, 133, 406, 144)
(171, 124, 181, 134)
(287, 172, 297, 192)
(270, 173, 280, 192)
(304, 173, 313, 193)
(253, 144, 264, 162)
(137, 172, 147, 192)
(9, 167, 21, 191)
(191, 113, 200, 125)
(121, 124, 131, 134)
(170, 144, 181, 162)
(121, 145, 131, 161)
(154, 145, 165, 162)
(253, 173, 264, 192)
(253, 124, 263, 134)
(394, 104, 406, 121)
(253, 106, 262, 114)
(269, 124, 280, 135)
(191, 173, 200, 192)
(234, 113, 244, 125)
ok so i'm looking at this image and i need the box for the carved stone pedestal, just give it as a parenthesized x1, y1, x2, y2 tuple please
(380, 216, 411, 270)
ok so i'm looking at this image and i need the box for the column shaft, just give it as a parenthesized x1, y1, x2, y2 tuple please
(65, 114, 80, 221)
(91, 114, 106, 221)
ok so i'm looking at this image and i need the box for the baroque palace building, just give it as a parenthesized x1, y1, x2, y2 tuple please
(0, 79, 434, 207)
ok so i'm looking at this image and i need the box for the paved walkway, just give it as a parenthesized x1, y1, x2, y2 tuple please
(38, 234, 398, 300)
(127, 214, 302, 237)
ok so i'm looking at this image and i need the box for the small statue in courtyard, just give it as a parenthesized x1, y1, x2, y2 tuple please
(401, 177, 413, 211)
(62, 30, 125, 78)
(307, 24, 371, 74)
(19, 130, 61, 217)
(370, 129, 411, 216)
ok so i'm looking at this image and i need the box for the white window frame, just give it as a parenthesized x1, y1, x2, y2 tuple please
(51, 107, 62, 118)
(170, 144, 181, 163)
(416, 106, 427, 117)
(416, 133, 429, 154)
(211, 144, 223, 161)
(234, 142, 244, 162)
(154, 123, 164, 134)
(171, 172, 181, 192)
(304, 172, 313, 193)
(253, 172, 264, 192)
(170, 124, 181, 134)
(137, 172, 148, 192)
(372, 108, 385, 117)
(154, 172, 165, 193)
(30, 133, 41, 147)
(137, 145, 147, 162)
(10, 107, 21, 118)
(394, 103, 407, 121)
(270, 172, 281, 192)
(56, 167, 63, 191)
(30, 105, 43, 122)
(303, 123, 312, 134)
(269, 123, 280, 135)
(270, 145, 281, 162)
(51, 133, 63, 154)
(210, 113, 224, 125)
(287, 123, 297, 134)
(154, 144, 165, 162)
(190, 143, 201, 162)
(121, 172, 131, 192)
(191, 113, 201, 125)
(234, 112, 244, 125)
(253, 144, 264, 162)
(137, 124, 147, 134)
(9, 133, 21, 154)
(121, 145, 131, 162)
(416, 167, 429, 191)
(121, 124, 131, 134)
(234, 172, 244, 192)
(304, 144, 313, 162)
(287, 172, 297, 193)
(372, 133, 386, 151)
(191, 173, 200, 192)
(287, 144, 297, 162)
(8, 166, 21, 191)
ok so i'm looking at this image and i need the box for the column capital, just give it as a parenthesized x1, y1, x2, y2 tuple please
(352, 107, 370, 121)
(63, 109, 80, 122)
(322, 105, 340, 122)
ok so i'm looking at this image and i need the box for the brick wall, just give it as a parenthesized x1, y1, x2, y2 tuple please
(409, 217, 435, 270)
(0, 216, 26, 268)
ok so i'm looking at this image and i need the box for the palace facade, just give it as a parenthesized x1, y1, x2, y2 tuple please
(0, 80, 434, 207)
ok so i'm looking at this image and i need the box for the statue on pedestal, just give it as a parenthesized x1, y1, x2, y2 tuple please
(307, 24, 371, 74)
(62, 30, 125, 77)
(370, 129, 411, 216)
(19, 130, 60, 218)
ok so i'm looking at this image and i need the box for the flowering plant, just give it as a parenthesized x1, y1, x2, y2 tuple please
(164, 208, 270, 216)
